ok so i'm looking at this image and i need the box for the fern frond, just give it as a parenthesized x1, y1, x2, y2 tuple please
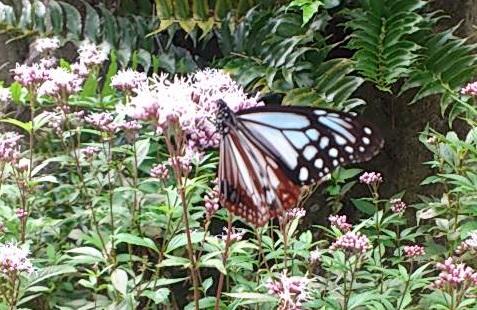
(345, 0, 426, 92)
(0, 0, 156, 68)
(153, 0, 276, 34)
(401, 27, 477, 122)
(219, 7, 364, 111)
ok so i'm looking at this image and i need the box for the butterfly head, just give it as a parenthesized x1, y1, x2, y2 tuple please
(215, 99, 234, 135)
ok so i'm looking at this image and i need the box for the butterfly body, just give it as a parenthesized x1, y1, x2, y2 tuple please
(216, 99, 383, 226)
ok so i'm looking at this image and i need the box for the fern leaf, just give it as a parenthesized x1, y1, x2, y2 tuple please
(0, 0, 157, 67)
(220, 8, 365, 111)
(345, 0, 426, 92)
(400, 27, 477, 123)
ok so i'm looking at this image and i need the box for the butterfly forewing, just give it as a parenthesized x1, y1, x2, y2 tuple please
(236, 106, 384, 185)
(217, 101, 384, 226)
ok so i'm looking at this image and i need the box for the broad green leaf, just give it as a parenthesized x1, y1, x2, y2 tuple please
(141, 288, 170, 304)
(134, 138, 151, 167)
(27, 265, 77, 287)
(166, 231, 205, 253)
(66, 247, 104, 259)
(111, 268, 128, 295)
(115, 233, 159, 253)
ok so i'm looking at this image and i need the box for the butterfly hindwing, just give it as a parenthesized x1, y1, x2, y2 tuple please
(219, 124, 301, 226)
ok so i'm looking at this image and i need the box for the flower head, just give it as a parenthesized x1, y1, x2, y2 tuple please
(461, 81, 477, 96)
(111, 69, 147, 93)
(0, 243, 33, 274)
(119, 120, 142, 141)
(456, 231, 477, 255)
(11, 63, 48, 87)
(126, 69, 262, 150)
(150, 163, 168, 180)
(266, 271, 311, 310)
(0, 87, 10, 103)
(167, 154, 193, 174)
(404, 245, 425, 258)
(432, 257, 477, 289)
(0, 132, 22, 164)
(16, 208, 28, 220)
(38, 68, 83, 98)
(309, 249, 321, 264)
(15, 161, 28, 173)
(85, 112, 118, 132)
(39, 57, 57, 69)
(78, 40, 109, 67)
(204, 182, 220, 220)
(359, 171, 383, 185)
(390, 198, 407, 214)
(71, 62, 89, 78)
(328, 215, 352, 232)
(330, 231, 371, 255)
(81, 146, 101, 160)
(33, 37, 60, 54)
(286, 208, 306, 219)
(220, 227, 246, 242)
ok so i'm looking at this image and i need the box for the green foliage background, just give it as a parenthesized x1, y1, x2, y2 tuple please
(1, 0, 477, 309)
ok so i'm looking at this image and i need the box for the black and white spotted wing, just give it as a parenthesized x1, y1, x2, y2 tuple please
(216, 100, 383, 226)
(235, 105, 383, 185)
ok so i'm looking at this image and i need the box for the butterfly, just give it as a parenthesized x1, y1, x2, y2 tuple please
(216, 99, 384, 226)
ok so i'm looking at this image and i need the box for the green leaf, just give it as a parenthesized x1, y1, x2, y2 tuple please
(115, 233, 159, 253)
(134, 138, 150, 167)
(224, 292, 277, 303)
(184, 297, 219, 310)
(60, 2, 82, 40)
(47, 0, 64, 34)
(351, 198, 375, 215)
(66, 247, 104, 260)
(345, 0, 424, 92)
(101, 51, 117, 97)
(98, 4, 117, 46)
(158, 255, 191, 268)
(81, 73, 99, 97)
(141, 288, 170, 305)
(82, 0, 100, 40)
(0, 118, 32, 134)
(32, 175, 59, 184)
(111, 268, 128, 295)
(166, 231, 205, 253)
(27, 265, 77, 287)
(288, 0, 322, 25)
(9, 82, 24, 103)
(199, 258, 226, 274)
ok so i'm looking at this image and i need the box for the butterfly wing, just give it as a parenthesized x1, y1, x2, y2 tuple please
(236, 105, 384, 185)
(218, 124, 301, 226)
